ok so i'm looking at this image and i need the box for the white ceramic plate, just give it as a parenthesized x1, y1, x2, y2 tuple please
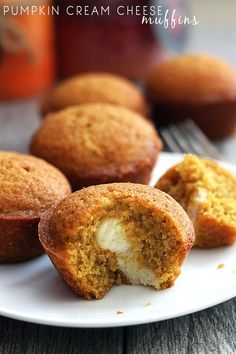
(0, 152, 236, 328)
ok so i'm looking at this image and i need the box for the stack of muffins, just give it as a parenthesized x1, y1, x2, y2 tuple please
(2, 53, 236, 300)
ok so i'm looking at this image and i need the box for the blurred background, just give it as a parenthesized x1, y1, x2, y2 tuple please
(0, 0, 236, 158)
(1, 0, 236, 98)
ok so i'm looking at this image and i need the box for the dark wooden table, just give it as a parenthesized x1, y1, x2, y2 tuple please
(0, 99, 236, 354)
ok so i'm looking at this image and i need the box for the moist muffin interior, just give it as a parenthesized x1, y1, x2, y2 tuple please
(156, 154, 236, 247)
(53, 200, 183, 299)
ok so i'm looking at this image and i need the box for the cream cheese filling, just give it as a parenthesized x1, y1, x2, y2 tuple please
(187, 187, 207, 222)
(96, 218, 160, 288)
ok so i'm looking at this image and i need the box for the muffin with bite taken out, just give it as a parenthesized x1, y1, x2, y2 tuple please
(156, 154, 236, 248)
(39, 183, 195, 299)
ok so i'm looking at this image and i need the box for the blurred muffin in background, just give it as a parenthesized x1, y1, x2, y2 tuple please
(31, 104, 162, 190)
(40, 73, 149, 116)
(147, 53, 236, 140)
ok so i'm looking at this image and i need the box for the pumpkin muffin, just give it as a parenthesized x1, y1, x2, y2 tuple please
(40, 72, 148, 116)
(156, 154, 236, 248)
(0, 151, 71, 262)
(147, 53, 236, 139)
(39, 183, 194, 299)
(30, 104, 162, 190)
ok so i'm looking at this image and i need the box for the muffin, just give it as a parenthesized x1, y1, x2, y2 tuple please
(155, 154, 236, 248)
(39, 183, 195, 299)
(147, 53, 236, 139)
(40, 72, 148, 116)
(30, 104, 162, 190)
(0, 151, 71, 262)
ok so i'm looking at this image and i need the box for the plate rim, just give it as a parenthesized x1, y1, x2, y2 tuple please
(0, 285, 235, 328)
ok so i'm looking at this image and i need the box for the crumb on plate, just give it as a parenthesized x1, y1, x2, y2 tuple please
(217, 263, 225, 269)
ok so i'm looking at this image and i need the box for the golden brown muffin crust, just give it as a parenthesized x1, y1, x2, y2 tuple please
(39, 183, 195, 299)
(41, 72, 148, 116)
(30, 104, 162, 188)
(46, 183, 194, 249)
(0, 216, 41, 262)
(0, 151, 71, 217)
(147, 54, 236, 104)
(0, 151, 71, 262)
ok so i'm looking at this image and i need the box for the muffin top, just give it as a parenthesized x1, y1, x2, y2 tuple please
(147, 54, 236, 104)
(43, 183, 194, 248)
(0, 151, 71, 218)
(30, 104, 162, 182)
(41, 72, 148, 116)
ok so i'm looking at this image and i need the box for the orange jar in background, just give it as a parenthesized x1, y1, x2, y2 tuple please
(0, 0, 55, 101)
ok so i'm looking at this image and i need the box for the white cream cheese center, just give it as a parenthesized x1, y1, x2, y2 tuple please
(187, 187, 207, 221)
(96, 218, 160, 288)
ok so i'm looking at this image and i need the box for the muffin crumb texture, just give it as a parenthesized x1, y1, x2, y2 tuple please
(39, 183, 194, 299)
(156, 154, 236, 248)
(217, 263, 225, 269)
